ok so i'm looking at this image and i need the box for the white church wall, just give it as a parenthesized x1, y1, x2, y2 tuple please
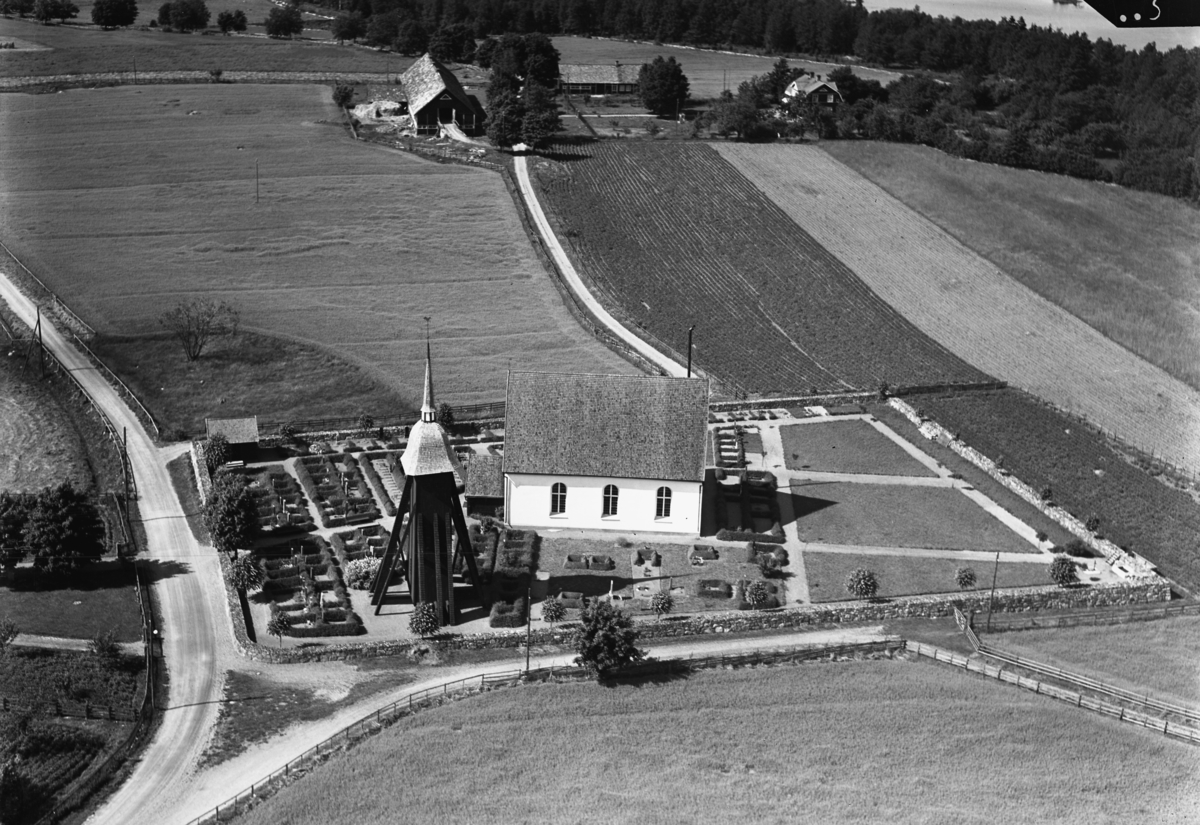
(505, 474, 701, 535)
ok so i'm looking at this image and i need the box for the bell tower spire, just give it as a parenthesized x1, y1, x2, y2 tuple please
(421, 316, 436, 423)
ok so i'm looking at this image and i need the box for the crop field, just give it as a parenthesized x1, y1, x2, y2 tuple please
(822, 141, 1200, 393)
(717, 143, 1200, 473)
(236, 661, 1200, 824)
(804, 551, 1053, 603)
(0, 85, 635, 431)
(918, 389, 1200, 595)
(790, 482, 1036, 554)
(995, 615, 1200, 706)
(780, 420, 936, 477)
(532, 142, 988, 397)
(553, 36, 900, 100)
(0, 330, 95, 492)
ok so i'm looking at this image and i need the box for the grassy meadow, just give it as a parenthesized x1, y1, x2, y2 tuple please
(992, 615, 1200, 706)
(236, 661, 1199, 824)
(804, 551, 1053, 603)
(0, 563, 143, 640)
(821, 141, 1200, 394)
(781, 420, 936, 477)
(553, 36, 899, 100)
(0, 84, 635, 431)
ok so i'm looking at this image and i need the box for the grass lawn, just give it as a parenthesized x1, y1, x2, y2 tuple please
(780, 419, 935, 477)
(552, 36, 900, 100)
(0, 330, 96, 492)
(804, 551, 1055, 603)
(0, 84, 636, 432)
(993, 615, 1200, 706)
(236, 660, 1199, 825)
(166, 451, 209, 544)
(822, 141, 1200, 394)
(0, 562, 142, 641)
(538, 537, 778, 613)
(790, 482, 1036, 553)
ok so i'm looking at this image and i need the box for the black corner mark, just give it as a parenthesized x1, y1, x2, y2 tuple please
(1082, 0, 1200, 27)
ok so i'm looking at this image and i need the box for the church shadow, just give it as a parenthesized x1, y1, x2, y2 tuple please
(783, 491, 838, 525)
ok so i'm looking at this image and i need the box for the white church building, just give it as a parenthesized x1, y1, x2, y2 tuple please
(502, 372, 709, 535)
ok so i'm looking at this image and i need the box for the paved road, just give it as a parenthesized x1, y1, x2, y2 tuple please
(0, 267, 231, 825)
(513, 154, 688, 378)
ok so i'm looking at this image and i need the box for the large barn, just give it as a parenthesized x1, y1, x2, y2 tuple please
(559, 63, 641, 95)
(503, 372, 709, 534)
(398, 53, 486, 135)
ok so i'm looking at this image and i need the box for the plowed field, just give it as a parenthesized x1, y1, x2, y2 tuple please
(532, 142, 988, 396)
(717, 143, 1200, 472)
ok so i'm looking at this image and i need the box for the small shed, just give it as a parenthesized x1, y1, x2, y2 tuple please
(463, 453, 505, 518)
(204, 416, 259, 460)
(398, 53, 486, 136)
(559, 63, 641, 95)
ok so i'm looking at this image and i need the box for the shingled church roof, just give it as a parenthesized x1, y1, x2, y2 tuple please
(503, 372, 708, 483)
(400, 346, 463, 478)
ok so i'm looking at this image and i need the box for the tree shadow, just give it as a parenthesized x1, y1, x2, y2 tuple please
(137, 558, 189, 584)
(599, 662, 692, 688)
(7, 562, 140, 592)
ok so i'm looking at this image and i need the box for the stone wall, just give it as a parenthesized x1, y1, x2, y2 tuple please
(888, 398, 1160, 580)
(190, 441, 212, 505)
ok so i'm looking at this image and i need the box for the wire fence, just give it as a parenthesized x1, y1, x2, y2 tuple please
(983, 601, 1200, 633)
(906, 641, 1200, 746)
(0, 237, 96, 340)
(183, 640, 902, 825)
(256, 401, 508, 440)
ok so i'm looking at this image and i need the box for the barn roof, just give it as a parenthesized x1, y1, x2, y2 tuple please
(400, 53, 476, 115)
(560, 63, 641, 85)
(464, 454, 504, 499)
(785, 78, 842, 99)
(503, 372, 709, 483)
(205, 416, 258, 445)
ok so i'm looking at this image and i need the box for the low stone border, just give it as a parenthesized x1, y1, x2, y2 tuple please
(888, 398, 1158, 579)
(190, 441, 212, 505)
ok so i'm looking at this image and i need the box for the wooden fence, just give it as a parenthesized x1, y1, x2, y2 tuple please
(256, 401, 507, 440)
(183, 640, 902, 825)
(906, 641, 1200, 746)
(0, 237, 95, 340)
(983, 601, 1200, 632)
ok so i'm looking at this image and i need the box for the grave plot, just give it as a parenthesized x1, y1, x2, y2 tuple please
(488, 529, 538, 628)
(258, 535, 363, 638)
(712, 426, 744, 470)
(359, 450, 404, 517)
(246, 465, 316, 534)
(293, 454, 382, 529)
(331, 524, 389, 592)
(711, 474, 785, 543)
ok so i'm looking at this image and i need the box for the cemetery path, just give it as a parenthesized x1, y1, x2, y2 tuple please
(514, 154, 688, 378)
(0, 268, 235, 825)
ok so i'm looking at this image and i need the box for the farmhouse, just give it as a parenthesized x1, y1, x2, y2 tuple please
(503, 372, 709, 534)
(559, 63, 640, 95)
(783, 77, 842, 109)
(398, 53, 486, 135)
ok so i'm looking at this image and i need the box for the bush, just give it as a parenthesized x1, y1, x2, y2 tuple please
(1084, 514, 1101, 533)
(1050, 555, 1079, 587)
(1059, 538, 1094, 558)
(845, 568, 878, 600)
(744, 580, 770, 607)
(488, 598, 526, 628)
(955, 566, 977, 590)
(542, 598, 567, 625)
(344, 557, 381, 590)
(409, 602, 441, 637)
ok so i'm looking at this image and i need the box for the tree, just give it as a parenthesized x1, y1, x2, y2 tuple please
(0, 619, 18, 655)
(89, 628, 121, 663)
(744, 580, 769, 607)
(1049, 555, 1078, 588)
(156, 1, 170, 25)
(90, 0, 137, 27)
(0, 494, 30, 569)
(265, 613, 289, 647)
(203, 471, 259, 557)
(955, 567, 977, 590)
(573, 600, 645, 678)
(332, 82, 354, 108)
(393, 19, 428, 55)
(363, 10, 399, 48)
(33, 0, 78, 24)
(0, 0, 35, 16)
(24, 483, 105, 576)
(844, 568, 878, 600)
(165, 0, 208, 31)
(215, 8, 245, 33)
(264, 4, 302, 38)
(650, 590, 674, 621)
(541, 597, 566, 627)
(204, 432, 229, 475)
(485, 89, 525, 147)
(331, 11, 365, 43)
(707, 89, 758, 138)
(521, 81, 561, 148)
(226, 554, 264, 592)
(159, 298, 239, 362)
(436, 402, 455, 430)
(638, 55, 689, 117)
(0, 758, 37, 825)
(409, 601, 440, 638)
(428, 22, 474, 63)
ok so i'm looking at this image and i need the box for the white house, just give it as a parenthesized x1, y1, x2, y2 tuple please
(503, 372, 709, 535)
(783, 77, 842, 109)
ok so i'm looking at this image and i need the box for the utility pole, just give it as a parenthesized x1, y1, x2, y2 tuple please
(133, 56, 137, 85)
(985, 550, 1001, 633)
(122, 426, 131, 502)
(524, 584, 533, 673)
(255, 160, 260, 203)
(686, 324, 695, 378)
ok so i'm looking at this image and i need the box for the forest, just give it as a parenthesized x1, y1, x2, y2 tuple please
(322, 0, 1198, 200)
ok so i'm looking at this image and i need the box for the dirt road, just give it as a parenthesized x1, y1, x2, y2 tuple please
(0, 266, 233, 825)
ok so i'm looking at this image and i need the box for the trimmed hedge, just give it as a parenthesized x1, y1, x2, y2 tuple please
(489, 597, 527, 628)
(717, 528, 786, 544)
(359, 455, 398, 517)
(589, 554, 615, 571)
(691, 544, 719, 561)
(564, 554, 589, 570)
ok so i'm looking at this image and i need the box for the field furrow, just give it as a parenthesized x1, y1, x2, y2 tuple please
(533, 142, 987, 396)
(716, 143, 1200, 471)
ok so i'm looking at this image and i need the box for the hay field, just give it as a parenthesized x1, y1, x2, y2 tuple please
(717, 143, 1200, 472)
(0, 85, 635, 425)
(822, 141, 1200, 393)
(553, 36, 899, 99)
(236, 661, 1199, 825)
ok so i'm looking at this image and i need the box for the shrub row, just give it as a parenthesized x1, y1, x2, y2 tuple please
(716, 528, 786, 544)
(358, 456, 398, 517)
(488, 597, 527, 628)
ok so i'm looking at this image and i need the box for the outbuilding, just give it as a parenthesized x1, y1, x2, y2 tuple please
(503, 372, 709, 534)
(398, 53, 486, 135)
(559, 63, 641, 95)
